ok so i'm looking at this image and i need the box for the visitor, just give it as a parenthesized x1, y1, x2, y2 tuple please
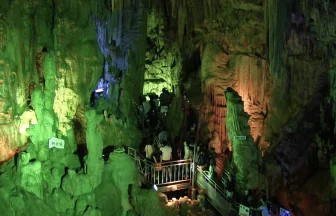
(244, 189, 253, 207)
(153, 94, 160, 111)
(152, 146, 162, 183)
(226, 173, 235, 200)
(159, 88, 170, 113)
(158, 129, 168, 143)
(190, 123, 196, 135)
(184, 141, 190, 160)
(148, 95, 158, 130)
(152, 145, 162, 163)
(142, 96, 151, 116)
(251, 196, 270, 216)
(183, 141, 191, 179)
(160, 141, 172, 180)
(144, 143, 153, 161)
(208, 147, 217, 177)
(197, 149, 206, 169)
(160, 141, 172, 162)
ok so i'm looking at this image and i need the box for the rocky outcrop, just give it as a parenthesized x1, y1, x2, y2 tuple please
(225, 88, 262, 193)
(199, 47, 271, 153)
(193, 2, 271, 153)
(61, 111, 104, 197)
(144, 10, 182, 95)
(0, 1, 166, 216)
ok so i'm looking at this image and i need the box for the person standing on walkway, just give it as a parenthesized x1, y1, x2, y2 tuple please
(144, 143, 153, 161)
(209, 147, 217, 178)
(160, 141, 172, 180)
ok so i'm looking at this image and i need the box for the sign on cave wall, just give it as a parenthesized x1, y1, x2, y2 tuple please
(280, 208, 291, 216)
(48, 137, 65, 149)
(239, 204, 250, 216)
(234, 136, 246, 140)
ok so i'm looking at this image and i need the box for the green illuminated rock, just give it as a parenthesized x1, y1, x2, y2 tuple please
(61, 110, 104, 196)
(225, 88, 261, 194)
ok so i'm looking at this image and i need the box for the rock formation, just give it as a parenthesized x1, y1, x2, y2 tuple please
(0, 0, 336, 215)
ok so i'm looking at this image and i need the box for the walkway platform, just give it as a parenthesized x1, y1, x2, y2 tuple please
(128, 147, 291, 216)
(196, 167, 238, 216)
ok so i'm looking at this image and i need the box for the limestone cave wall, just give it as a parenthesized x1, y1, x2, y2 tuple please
(1, 0, 336, 215)
(163, 0, 336, 215)
(0, 1, 175, 216)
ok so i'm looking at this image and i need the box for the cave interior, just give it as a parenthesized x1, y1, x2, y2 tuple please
(0, 0, 336, 216)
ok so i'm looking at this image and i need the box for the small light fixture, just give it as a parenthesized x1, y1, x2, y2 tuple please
(153, 184, 158, 191)
(95, 88, 104, 93)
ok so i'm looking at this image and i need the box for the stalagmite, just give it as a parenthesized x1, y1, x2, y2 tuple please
(225, 88, 261, 194)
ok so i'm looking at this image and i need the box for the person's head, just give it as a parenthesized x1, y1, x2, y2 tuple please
(184, 141, 188, 146)
(245, 189, 251, 196)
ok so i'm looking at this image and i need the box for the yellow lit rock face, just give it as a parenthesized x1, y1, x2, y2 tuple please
(143, 10, 181, 96)
(0, 121, 27, 162)
(15, 87, 26, 110)
(199, 44, 271, 153)
(53, 88, 79, 135)
(19, 110, 38, 137)
(143, 81, 171, 96)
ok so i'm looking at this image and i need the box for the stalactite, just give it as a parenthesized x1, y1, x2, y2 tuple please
(266, 0, 289, 78)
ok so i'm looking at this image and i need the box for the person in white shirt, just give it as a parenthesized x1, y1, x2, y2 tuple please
(142, 96, 151, 115)
(160, 142, 172, 180)
(160, 142, 172, 162)
(144, 144, 153, 160)
(183, 141, 191, 179)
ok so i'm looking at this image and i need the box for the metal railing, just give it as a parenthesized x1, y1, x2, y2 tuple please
(146, 159, 192, 186)
(128, 147, 147, 176)
(129, 146, 291, 215)
(196, 166, 237, 215)
(196, 167, 292, 216)
(128, 147, 192, 186)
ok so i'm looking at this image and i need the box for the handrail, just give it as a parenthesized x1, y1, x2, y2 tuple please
(147, 159, 192, 186)
(129, 146, 291, 215)
(161, 159, 191, 165)
(128, 147, 193, 186)
(196, 166, 237, 206)
(196, 167, 291, 216)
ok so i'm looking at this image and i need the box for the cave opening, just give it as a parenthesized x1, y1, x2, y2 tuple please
(74, 144, 88, 169)
(102, 145, 117, 161)
(90, 77, 109, 107)
(180, 49, 201, 83)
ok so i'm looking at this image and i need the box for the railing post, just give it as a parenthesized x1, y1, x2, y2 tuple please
(191, 144, 197, 200)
